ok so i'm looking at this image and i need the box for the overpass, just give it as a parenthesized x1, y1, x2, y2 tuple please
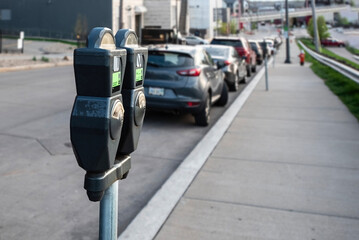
(240, 5, 356, 22)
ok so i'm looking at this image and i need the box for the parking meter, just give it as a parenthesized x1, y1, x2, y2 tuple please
(115, 29, 148, 155)
(262, 39, 268, 58)
(70, 27, 127, 173)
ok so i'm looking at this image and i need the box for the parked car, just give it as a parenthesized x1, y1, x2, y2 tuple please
(321, 38, 345, 47)
(210, 37, 257, 77)
(144, 45, 228, 126)
(203, 45, 247, 91)
(265, 39, 275, 54)
(258, 40, 271, 58)
(249, 40, 263, 65)
(185, 36, 209, 45)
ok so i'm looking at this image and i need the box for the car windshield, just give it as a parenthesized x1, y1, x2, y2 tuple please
(148, 51, 194, 68)
(204, 48, 229, 58)
(211, 39, 243, 47)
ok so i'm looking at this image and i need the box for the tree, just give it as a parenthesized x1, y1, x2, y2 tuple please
(307, 16, 330, 41)
(219, 20, 237, 35)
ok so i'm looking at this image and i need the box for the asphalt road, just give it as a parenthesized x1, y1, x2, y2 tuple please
(0, 63, 260, 239)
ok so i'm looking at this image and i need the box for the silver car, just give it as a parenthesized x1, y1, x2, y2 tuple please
(203, 45, 247, 91)
(185, 36, 209, 45)
(144, 44, 228, 126)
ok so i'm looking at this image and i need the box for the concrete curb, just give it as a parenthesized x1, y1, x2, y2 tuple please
(0, 60, 73, 73)
(119, 59, 272, 240)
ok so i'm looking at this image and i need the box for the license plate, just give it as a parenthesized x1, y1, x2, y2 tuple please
(149, 87, 164, 96)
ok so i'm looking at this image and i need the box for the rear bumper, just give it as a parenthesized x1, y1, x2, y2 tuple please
(144, 86, 205, 114)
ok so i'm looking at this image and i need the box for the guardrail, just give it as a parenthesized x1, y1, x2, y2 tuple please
(298, 40, 359, 84)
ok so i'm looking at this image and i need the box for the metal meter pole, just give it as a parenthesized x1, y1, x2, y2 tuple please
(284, 0, 291, 63)
(99, 181, 118, 240)
(311, 0, 320, 52)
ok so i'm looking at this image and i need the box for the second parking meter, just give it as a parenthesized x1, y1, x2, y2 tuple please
(115, 29, 148, 155)
(70, 27, 127, 174)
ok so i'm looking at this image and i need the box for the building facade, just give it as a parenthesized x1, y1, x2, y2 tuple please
(188, 0, 224, 39)
(144, 0, 180, 29)
(0, 0, 146, 40)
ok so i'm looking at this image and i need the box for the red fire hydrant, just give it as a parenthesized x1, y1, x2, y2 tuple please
(298, 50, 305, 66)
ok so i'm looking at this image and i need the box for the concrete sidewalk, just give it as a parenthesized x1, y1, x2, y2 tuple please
(152, 43, 359, 239)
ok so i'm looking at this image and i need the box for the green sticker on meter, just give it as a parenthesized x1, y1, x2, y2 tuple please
(136, 68, 143, 82)
(112, 72, 121, 87)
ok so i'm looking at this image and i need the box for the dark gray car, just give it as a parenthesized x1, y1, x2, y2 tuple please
(203, 45, 247, 92)
(144, 44, 228, 126)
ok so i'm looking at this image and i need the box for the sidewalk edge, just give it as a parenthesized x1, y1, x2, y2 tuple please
(119, 63, 269, 240)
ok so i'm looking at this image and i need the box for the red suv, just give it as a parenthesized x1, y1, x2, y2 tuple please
(210, 37, 257, 77)
(321, 38, 345, 47)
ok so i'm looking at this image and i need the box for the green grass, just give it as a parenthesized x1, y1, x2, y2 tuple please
(41, 56, 49, 62)
(300, 38, 359, 71)
(346, 45, 359, 56)
(298, 41, 359, 122)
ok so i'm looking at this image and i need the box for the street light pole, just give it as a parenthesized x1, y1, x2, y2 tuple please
(311, 0, 321, 52)
(284, 0, 291, 63)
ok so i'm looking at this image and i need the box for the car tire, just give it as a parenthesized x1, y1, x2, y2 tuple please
(247, 65, 251, 77)
(228, 73, 239, 92)
(251, 64, 256, 73)
(240, 75, 247, 84)
(216, 83, 228, 106)
(194, 93, 211, 126)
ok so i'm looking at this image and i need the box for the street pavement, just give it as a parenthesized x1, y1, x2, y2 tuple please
(122, 39, 359, 239)
(330, 47, 359, 62)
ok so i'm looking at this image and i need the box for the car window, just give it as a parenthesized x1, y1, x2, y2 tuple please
(197, 50, 209, 65)
(148, 51, 194, 67)
(249, 42, 257, 50)
(231, 48, 239, 58)
(204, 47, 228, 58)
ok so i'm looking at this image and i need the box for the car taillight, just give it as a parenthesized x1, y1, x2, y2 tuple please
(224, 60, 231, 66)
(187, 102, 201, 107)
(176, 68, 201, 76)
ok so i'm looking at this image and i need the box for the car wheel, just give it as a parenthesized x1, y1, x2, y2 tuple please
(216, 83, 228, 106)
(194, 93, 211, 126)
(240, 74, 247, 84)
(228, 73, 239, 92)
(251, 64, 257, 73)
(247, 65, 251, 77)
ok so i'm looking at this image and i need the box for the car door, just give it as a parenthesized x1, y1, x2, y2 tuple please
(232, 48, 245, 79)
(203, 50, 222, 101)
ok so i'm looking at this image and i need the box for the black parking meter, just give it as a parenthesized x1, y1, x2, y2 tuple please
(70, 27, 127, 174)
(262, 39, 268, 58)
(115, 29, 148, 155)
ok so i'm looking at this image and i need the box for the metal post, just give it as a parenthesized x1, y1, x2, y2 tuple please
(265, 55, 269, 91)
(284, 0, 291, 63)
(99, 181, 118, 240)
(0, 29, 3, 54)
(311, 0, 320, 52)
(119, 0, 123, 29)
